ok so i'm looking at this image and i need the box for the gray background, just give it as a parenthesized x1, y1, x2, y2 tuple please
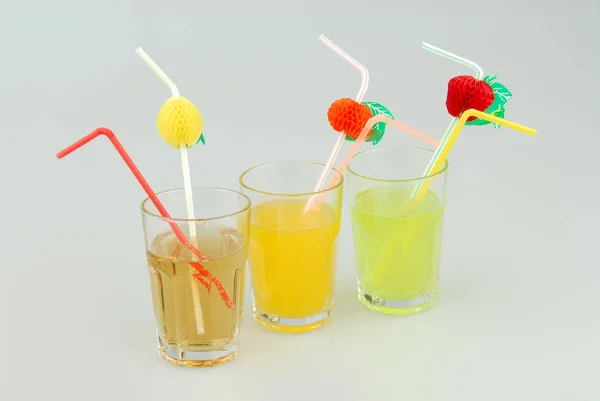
(1, 1, 598, 400)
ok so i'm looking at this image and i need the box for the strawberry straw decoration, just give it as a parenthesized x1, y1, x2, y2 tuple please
(446, 76, 494, 121)
(412, 42, 516, 201)
(327, 98, 373, 139)
(367, 42, 538, 285)
(56, 127, 234, 309)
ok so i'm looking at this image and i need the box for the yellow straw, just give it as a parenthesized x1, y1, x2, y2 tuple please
(410, 109, 537, 204)
(369, 109, 537, 285)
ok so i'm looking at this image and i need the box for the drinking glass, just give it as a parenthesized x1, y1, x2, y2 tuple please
(240, 162, 343, 333)
(141, 187, 250, 366)
(348, 146, 448, 315)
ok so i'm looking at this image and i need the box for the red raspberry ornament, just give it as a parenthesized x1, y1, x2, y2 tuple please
(446, 75, 494, 121)
(327, 98, 373, 139)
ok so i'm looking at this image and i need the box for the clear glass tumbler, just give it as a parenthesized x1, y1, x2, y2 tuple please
(141, 187, 250, 367)
(239, 162, 343, 333)
(348, 146, 448, 315)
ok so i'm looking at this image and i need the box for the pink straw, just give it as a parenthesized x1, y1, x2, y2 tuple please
(56, 127, 234, 309)
(308, 116, 440, 210)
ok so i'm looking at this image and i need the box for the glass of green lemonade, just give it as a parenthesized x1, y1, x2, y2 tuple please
(348, 146, 448, 315)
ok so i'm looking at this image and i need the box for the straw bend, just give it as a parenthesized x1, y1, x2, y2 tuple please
(135, 47, 180, 98)
(305, 115, 440, 211)
(421, 42, 484, 80)
(411, 109, 537, 202)
(306, 35, 371, 211)
(319, 34, 370, 101)
(370, 109, 536, 283)
(56, 128, 234, 309)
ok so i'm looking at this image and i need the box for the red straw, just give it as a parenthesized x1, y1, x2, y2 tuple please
(56, 127, 233, 309)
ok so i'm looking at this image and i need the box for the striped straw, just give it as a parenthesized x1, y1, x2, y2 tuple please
(410, 43, 485, 201)
(303, 35, 370, 213)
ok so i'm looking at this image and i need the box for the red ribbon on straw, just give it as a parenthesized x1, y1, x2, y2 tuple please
(56, 127, 234, 309)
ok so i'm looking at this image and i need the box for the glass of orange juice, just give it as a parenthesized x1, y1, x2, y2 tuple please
(239, 162, 343, 333)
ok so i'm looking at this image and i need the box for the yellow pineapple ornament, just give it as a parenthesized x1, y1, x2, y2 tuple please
(156, 96, 206, 148)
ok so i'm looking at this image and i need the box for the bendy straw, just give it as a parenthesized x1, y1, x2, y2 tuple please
(305, 35, 369, 212)
(307, 115, 440, 210)
(135, 48, 207, 333)
(410, 108, 536, 203)
(56, 128, 233, 327)
(414, 42, 484, 200)
(135, 47, 198, 240)
(370, 109, 537, 283)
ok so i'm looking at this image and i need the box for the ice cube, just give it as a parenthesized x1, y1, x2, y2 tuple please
(219, 227, 241, 257)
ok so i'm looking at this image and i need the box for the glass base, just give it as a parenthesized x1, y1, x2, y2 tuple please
(158, 337, 238, 367)
(358, 288, 437, 316)
(253, 306, 330, 333)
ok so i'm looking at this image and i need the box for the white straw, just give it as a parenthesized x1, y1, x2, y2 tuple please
(179, 143, 197, 239)
(304, 35, 370, 212)
(319, 35, 370, 101)
(135, 47, 180, 98)
(135, 47, 204, 335)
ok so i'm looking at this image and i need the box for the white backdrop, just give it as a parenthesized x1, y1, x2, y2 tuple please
(1, 1, 598, 400)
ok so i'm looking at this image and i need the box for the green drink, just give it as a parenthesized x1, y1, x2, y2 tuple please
(348, 146, 448, 315)
(351, 186, 445, 315)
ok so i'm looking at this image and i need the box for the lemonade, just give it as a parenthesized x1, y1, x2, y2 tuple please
(351, 186, 445, 315)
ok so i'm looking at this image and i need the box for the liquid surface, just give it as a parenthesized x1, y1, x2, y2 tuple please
(147, 225, 247, 352)
(248, 199, 340, 321)
(351, 186, 445, 307)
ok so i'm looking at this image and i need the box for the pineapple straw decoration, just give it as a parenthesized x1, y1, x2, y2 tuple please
(135, 47, 207, 335)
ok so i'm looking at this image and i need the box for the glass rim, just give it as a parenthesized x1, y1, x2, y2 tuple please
(347, 145, 449, 183)
(140, 186, 251, 222)
(239, 160, 344, 197)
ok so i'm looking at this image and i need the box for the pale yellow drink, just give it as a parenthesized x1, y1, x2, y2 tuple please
(147, 226, 246, 366)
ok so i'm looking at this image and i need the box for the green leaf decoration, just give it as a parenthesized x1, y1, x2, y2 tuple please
(345, 130, 386, 144)
(464, 75, 512, 129)
(370, 129, 385, 145)
(464, 103, 506, 129)
(483, 75, 497, 84)
(483, 74, 513, 106)
(490, 82, 512, 105)
(362, 102, 394, 145)
(188, 133, 205, 148)
(363, 102, 394, 120)
(491, 107, 505, 130)
(342, 102, 395, 145)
